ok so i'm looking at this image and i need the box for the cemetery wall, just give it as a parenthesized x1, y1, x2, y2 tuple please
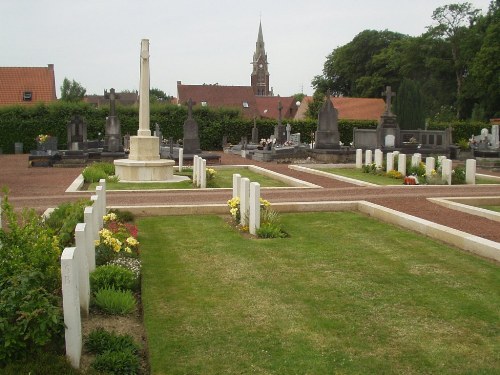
(0, 101, 487, 154)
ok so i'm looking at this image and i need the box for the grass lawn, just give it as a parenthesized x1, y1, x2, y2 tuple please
(318, 168, 404, 185)
(479, 205, 500, 212)
(320, 168, 500, 186)
(87, 167, 289, 190)
(138, 212, 500, 374)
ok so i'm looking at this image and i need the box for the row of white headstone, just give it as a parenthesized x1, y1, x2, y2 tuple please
(61, 179, 107, 368)
(355, 148, 477, 185)
(192, 155, 207, 188)
(232, 174, 261, 235)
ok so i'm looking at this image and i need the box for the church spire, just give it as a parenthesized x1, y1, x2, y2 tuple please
(251, 20, 270, 96)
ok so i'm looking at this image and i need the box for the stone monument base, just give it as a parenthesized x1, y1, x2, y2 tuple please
(309, 148, 355, 163)
(114, 159, 175, 182)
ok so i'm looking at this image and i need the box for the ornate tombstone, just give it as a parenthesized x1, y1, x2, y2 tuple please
(66, 115, 87, 151)
(314, 93, 340, 149)
(376, 86, 401, 149)
(103, 88, 123, 153)
(182, 98, 201, 154)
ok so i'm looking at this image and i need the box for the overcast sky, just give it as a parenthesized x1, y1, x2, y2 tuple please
(1, 0, 492, 98)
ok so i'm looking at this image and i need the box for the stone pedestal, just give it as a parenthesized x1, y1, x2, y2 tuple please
(115, 136, 174, 181)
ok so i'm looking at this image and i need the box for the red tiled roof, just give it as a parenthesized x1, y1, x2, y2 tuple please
(255, 96, 299, 119)
(0, 65, 57, 106)
(177, 82, 258, 118)
(295, 96, 385, 121)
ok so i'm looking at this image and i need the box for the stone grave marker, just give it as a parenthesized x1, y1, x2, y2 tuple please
(315, 92, 340, 149)
(466, 159, 476, 184)
(356, 149, 363, 168)
(183, 98, 201, 154)
(398, 154, 407, 176)
(365, 149, 373, 165)
(386, 152, 394, 172)
(425, 157, 436, 177)
(374, 149, 383, 168)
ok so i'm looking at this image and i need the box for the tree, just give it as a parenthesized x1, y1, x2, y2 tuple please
(150, 88, 173, 103)
(427, 2, 481, 117)
(292, 93, 306, 104)
(312, 30, 406, 97)
(394, 79, 425, 130)
(60, 78, 86, 102)
(305, 90, 326, 120)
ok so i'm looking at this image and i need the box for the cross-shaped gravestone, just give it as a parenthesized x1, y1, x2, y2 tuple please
(286, 123, 291, 142)
(278, 101, 283, 126)
(382, 86, 396, 115)
(104, 88, 119, 117)
(187, 98, 194, 119)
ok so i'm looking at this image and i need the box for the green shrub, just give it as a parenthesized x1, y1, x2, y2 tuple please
(85, 328, 139, 355)
(452, 166, 466, 185)
(93, 287, 136, 315)
(108, 208, 136, 223)
(0, 352, 84, 375)
(256, 224, 288, 239)
(82, 163, 113, 183)
(408, 161, 426, 177)
(90, 265, 138, 293)
(44, 199, 92, 247)
(107, 257, 142, 279)
(0, 270, 64, 365)
(0, 195, 61, 293)
(91, 350, 140, 375)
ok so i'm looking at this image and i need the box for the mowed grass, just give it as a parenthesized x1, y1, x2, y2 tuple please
(138, 212, 500, 374)
(210, 167, 289, 188)
(318, 168, 404, 185)
(87, 167, 289, 190)
(320, 167, 500, 186)
(479, 205, 500, 212)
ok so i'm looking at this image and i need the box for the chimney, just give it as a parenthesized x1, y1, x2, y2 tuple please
(47, 64, 54, 70)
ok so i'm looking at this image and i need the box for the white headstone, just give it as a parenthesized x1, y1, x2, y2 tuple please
(192, 155, 198, 186)
(425, 157, 436, 177)
(466, 159, 476, 185)
(90, 195, 99, 237)
(398, 154, 407, 177)
(356, 149, 363, 169)
(374, 149, 383, 168)
(386, 152, 394, 172)
(365, 150, 373, 165)
(83, 206, 96, 271)
(232, 174, 241, 199)
(240, 178, 250, 226)
(411, 153, 422, 167)
(178, 148, 184, 172)
(249, 182, 261, 235)
(442, 159, 453, 185)
(74, 223, 90, 317)
(61, 247, 82, 369)
(201, 159, 207, 188)
(385, 134, 395, 148)
(492, 125, 499, 149)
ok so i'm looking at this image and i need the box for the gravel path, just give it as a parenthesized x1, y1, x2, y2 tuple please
(1, 153, 499, 242)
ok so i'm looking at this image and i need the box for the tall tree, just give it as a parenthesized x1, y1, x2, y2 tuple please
(150, 87, 173, 103)
(427, 2, 481, 117)
(312, 30, 405, 97)
(60, 78, 86, 102)
(394, 79, 425, 130)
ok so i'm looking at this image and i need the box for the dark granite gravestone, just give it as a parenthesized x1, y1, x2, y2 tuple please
(314, 93, 340, 149)
(103, 88, 123, 153)
(251, 116, 259, 144)
(183, 98, 201, 154)
(275, 101, 286, 144)
(376, 86, 401, 149)
(67, 115, 88, 150)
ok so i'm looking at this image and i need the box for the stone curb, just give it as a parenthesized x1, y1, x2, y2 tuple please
(428, 196, 500, 222)
(108, 200, 500, 263)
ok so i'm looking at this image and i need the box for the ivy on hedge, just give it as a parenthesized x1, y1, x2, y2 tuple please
(0, 102, 489, 153)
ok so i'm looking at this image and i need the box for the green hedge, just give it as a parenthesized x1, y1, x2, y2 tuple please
(0, 102, 490, 153)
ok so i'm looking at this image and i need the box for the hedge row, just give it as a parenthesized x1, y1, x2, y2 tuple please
(0, 102, 490, 153)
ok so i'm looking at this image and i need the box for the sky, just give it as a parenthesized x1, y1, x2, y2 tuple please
(0, 0, 493, 98)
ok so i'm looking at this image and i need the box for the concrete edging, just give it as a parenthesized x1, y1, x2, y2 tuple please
(108, 200, 500, 263)
(289, 165, 377, 187)
(428, 196, 500, 222)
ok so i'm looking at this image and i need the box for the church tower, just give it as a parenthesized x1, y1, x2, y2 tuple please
(251, 21, 270, 96)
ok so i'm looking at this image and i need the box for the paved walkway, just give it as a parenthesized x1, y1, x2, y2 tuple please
(1, 153, 499, 243)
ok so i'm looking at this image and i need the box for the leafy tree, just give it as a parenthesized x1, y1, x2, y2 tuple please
(394, 79, 425, 130)
(292, 93, 306, 104)
(427, 2, 481, 117)
(60, 78, 86, 102)
(150, 87, 173, 103)
(305, 90, 326, 120)
(312, 29, 405, 97)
